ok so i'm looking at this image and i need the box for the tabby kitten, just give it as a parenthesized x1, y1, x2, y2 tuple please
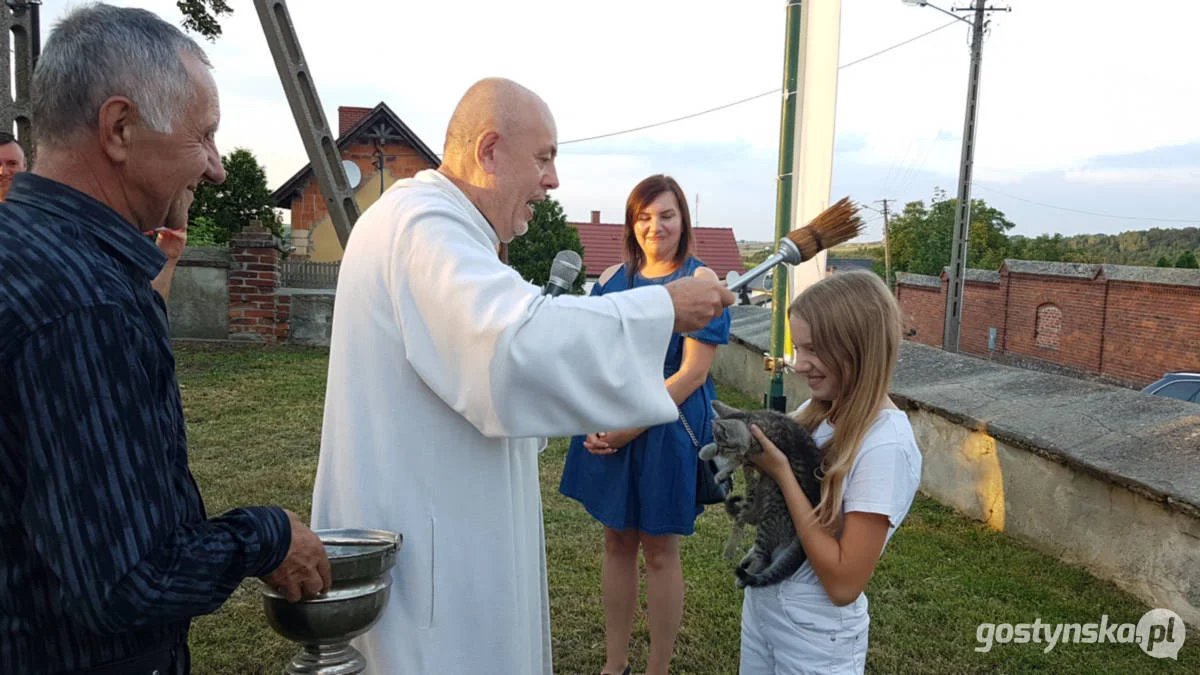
(699, 401, 823, 588)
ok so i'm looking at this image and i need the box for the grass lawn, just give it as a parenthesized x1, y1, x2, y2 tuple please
(178, 343, 1197, 674)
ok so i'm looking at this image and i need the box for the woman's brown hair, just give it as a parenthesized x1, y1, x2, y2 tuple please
(623, 174, 693, 280)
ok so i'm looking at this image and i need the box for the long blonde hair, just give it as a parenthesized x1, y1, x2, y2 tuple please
(789, 271, 902, 532)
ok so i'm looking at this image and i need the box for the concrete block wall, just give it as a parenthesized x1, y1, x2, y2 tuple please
(168, 247, 229, 340)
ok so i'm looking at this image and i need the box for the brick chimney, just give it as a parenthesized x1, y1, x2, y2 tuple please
(590, 210, 601, 224)
(338, 106, 372, 137)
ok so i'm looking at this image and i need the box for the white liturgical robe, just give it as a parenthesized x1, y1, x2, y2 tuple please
(311, 170, 680, 674)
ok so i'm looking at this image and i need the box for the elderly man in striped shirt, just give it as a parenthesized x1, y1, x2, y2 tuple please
(0, 5, 330, 674)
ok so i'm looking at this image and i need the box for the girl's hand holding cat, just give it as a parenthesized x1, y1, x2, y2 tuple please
(748, 424, 792, 483)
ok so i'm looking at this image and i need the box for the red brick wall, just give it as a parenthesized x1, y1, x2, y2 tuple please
(1101, 282, 1200, 385)
(288, 141, 436, 235)
(1002, 273, 1107, 374)
(896, 283, 945, 348)
(896, 269, 1200, 387)
(960, 280, 1006, 356)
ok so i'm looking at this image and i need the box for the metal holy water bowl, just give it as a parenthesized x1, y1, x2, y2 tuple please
(261, 529, 401, 675)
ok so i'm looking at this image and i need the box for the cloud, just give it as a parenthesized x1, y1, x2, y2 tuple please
(1064, 168, 1200, 185)
(835, 133, 869, 154)
(1082, 142, 1200, 170)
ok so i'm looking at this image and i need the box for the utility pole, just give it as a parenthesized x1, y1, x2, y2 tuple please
(942, 0, 1009, 352)
(1, 0, 40, 164)
(254, 0, 359, 249)
(877, 199, 894, 288)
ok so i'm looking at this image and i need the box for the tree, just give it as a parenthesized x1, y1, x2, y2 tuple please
(1020, 234, 1068, 262)
(741, 246, 773, 270)
(882, 191, 1014, 276)
(177, 0, 232, 40)
(187, 216, 221, 247)
(1156, 256, 1173, 268)
(188, 148, 283, 245)
(1176, 250, 1199, 269)
(506, 197, 587, 293)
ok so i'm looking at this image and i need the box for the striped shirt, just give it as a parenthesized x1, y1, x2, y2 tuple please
(0, 173, 291, 673)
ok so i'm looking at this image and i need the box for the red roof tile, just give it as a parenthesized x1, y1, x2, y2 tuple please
(569, 222, 746, 279)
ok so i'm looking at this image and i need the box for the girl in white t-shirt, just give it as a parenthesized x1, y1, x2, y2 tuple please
(739, 270, 923, 675)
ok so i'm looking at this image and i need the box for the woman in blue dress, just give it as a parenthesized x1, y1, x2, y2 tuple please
(559, 174, 731, 675)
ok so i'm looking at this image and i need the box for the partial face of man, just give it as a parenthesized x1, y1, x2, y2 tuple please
(123, 53, 226, 233)
(0, 141, 27, 200)
(489, 102, 560, 243)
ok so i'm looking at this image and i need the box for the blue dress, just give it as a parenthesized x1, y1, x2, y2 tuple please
(558, 257, 732, 535)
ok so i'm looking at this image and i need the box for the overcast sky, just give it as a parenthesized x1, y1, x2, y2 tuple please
(43, 1, 1200, 243)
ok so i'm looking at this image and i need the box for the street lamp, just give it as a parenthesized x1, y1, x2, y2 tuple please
(902, 0, 973, 24)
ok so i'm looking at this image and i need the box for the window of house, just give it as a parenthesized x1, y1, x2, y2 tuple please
(1034, 304, 1062, 349)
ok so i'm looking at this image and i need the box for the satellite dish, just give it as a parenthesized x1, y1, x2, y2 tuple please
(341, 160, 362, 189)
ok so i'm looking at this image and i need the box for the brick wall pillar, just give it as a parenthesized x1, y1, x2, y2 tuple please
(228, 220, 286, 343)
(895, 274, 946, 349)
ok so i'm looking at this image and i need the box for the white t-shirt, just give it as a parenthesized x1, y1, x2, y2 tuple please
(785, 401, 923, 590)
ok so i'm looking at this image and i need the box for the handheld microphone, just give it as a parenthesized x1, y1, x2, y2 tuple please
(543, 250, 583, 297)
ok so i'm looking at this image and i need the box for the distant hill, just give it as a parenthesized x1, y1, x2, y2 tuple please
(830, 242, 882, 257)
(1026, 227, 1200, 266)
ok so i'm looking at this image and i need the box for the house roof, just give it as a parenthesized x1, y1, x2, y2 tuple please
(569, 221, 747, 279)
(271, 102, 441, 209)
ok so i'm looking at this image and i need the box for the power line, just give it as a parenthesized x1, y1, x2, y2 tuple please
(972, 182, 1200, 224)
(560, 20, 960, 146)
(560, 90, 779, 145)
(839, 20, 960, 70)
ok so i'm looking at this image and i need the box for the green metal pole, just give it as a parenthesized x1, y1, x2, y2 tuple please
(767, 1, 803, 412)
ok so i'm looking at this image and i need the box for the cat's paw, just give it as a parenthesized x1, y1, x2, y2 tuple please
(738, 571, 764, 588)
(734, 568, 750, 588)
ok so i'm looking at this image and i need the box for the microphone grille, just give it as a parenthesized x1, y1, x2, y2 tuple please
(549, 250, 583, 287)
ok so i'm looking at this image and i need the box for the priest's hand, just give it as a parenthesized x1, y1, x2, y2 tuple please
(584, 428, 644, 454)
(262, 509, 332, 602)
(665, 277, 735, 333)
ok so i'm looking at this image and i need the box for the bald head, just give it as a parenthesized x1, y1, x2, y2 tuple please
(442, 78, 552, 166)
(438, 78, 560, 243)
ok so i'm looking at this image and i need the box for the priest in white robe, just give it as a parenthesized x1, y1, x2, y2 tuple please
(311, 78, 734, 674)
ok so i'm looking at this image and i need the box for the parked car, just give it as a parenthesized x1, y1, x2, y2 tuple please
(1142, 373, 1200, 403)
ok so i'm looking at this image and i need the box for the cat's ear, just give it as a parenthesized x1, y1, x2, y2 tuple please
(712, 400, 740, 419)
